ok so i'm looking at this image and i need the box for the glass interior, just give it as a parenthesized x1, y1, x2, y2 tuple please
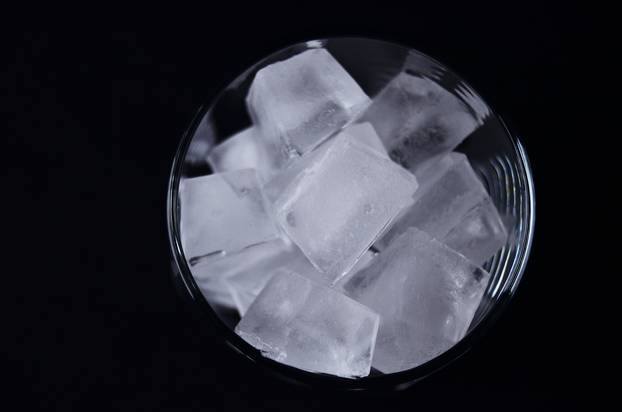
(166, 38, 535, 389)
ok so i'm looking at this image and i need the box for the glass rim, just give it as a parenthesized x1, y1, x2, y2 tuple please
(165, 37, 536, 390)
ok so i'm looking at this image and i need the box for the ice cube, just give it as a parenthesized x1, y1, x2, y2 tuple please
(235, 270, 379, 378)
(263, 122, 387, 205)
(443, 197, 508, 265)
(376, 153, 502, 257)
(338, 122, 388, 157)
(191, 258, 236, 309)
(263, 150, 320, 205)
(179, 169, 280, 264)
(334, 250, 377, 292)
(247, 48, 370, 156)
(223, 240, 327, 316)
(274, 132, 418, 282)
(194, 240, 291, 314)
(342, 227, 490, 373)
(190, 238, 336, 316)
(358, 72, 480, 173)
(207, 127, 279, 182)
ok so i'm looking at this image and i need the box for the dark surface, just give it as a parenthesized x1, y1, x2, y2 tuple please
(5, 4, 607, 411)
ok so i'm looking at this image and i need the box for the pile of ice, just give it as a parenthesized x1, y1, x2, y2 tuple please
(180, 48, 507, 378)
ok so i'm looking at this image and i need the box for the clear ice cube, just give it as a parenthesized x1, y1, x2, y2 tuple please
(443, 197, 508, 265)
(207, 127, 279, 182)
(246, 48, 370, 156)
(359, 72, 481, 173)
(273, 132, 418, 282)
(376, 152, 504, 261)
(342, 227, 490, 373)
(179, 169, 280, 264)
(235, 270, 379, 378)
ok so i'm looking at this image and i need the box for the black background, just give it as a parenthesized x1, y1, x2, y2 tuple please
(5, 3, 608, 411)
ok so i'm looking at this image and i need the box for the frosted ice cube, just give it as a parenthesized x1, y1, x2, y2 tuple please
(263, 123, 387, 205)
(376, 152, 497, 251)
(274, 132, 418, 282)
(359, 72, 481, 173)
(179, 169, 280, 264)
(443, 197, 508, 265)
(342, 227, 490, 373)
(207, 127, 279, 182)
(247, 48, 370, 156)
(235, 270, 379, 378)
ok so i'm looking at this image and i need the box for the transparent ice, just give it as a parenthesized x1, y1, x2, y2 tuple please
(179, 169, 279, 264)
(443, 197, 508, 265)
(235, 270, 380, 378)
(376, 152, 505, 264)
(273, 132, 418, 282)
(358, 72, 481, 173)
(342, 227, 490, 373)
(246, 48, 370, 156)
(207, 127, 279, 182)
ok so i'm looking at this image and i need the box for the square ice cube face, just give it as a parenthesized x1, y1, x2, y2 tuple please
(342, 227, 490, 373)
(246, 48, 370, 155)
(377, 152, 498, 252)
(235, 270, 380, 378)
(207, 127, 279, 182)
(443, 197, 508, 265)
(359, 72, 480, 173)
(179, 169, 280, 264)
(273, 133, 418, 281)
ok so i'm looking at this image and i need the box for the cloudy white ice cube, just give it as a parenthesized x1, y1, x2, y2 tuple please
(274, 132, 418, 282)
(179, 169, 279, 264)
(247, 48, 370, 156)
(359, 72, 481, 173)
(342, 227, 490, 373)
(235, 270, 379, 378)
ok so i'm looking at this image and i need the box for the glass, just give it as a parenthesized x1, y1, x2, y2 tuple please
(166, 38, 535, 390)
